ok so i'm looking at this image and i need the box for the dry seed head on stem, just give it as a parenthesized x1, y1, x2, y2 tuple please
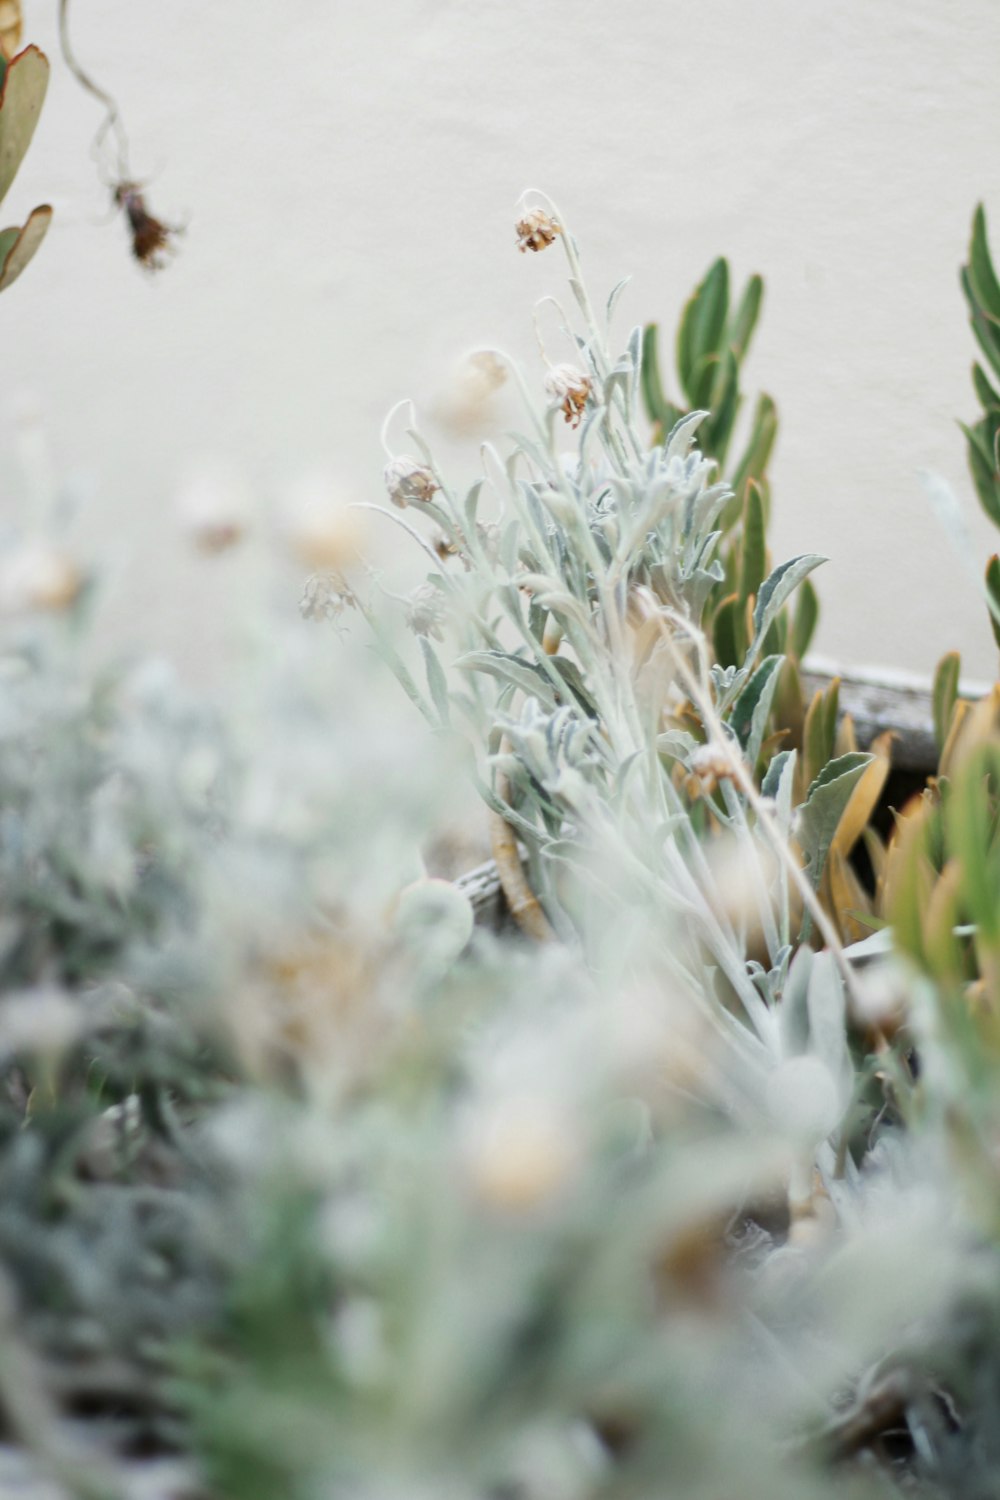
(515, 208, 561, 254)
(383, 456, 439, 510)
(544, 364, 593, 429)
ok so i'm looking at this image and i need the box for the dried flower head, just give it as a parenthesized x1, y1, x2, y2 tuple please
(544, 364, 592, 428)
(683, 743, 738, 800)
(405, 582, 447, 640)
(516, 209, 560, 254)
(383, 456, 439, 509)
(299, 573, 357, 623)
(433, 529, 461, 564)
(113, 182, 181, 272)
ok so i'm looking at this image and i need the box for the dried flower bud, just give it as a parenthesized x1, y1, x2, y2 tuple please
(383, 455, 439, 509)
(516, 209, 560, 254)
(433, 529, 461, 563)
(0, 542, 84, 615)
(300, 574, 357, 623)
(683, 743, 738, 799)
(405, 582, 447, 640)
(544, 364, 592, 429)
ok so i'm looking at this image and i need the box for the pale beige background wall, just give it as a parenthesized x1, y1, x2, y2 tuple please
(2, 0, 999, 680)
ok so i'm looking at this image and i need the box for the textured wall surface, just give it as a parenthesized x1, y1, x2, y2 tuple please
(2, 0, 999, 680)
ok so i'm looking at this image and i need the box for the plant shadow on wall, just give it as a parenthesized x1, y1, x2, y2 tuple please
(7, 84, 1000, 1497)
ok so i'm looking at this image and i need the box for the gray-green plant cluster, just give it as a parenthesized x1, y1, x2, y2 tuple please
(3, 191, 1000, 1500)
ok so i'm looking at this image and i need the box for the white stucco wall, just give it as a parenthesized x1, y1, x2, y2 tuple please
(2, 0, 999, 682)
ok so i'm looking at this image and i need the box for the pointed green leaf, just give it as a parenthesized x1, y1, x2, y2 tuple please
(711, 592, 741, 670)
(789, 576, 819, 661)
(973, 361, 1000, 413)
(678, 259, 728, 402)
(640, 323, 671, 428)
(932, 651, 961, 756)
(738, 481, 766, 606)
(0, 44, 48, 205)
(964, 266, 1000, 382)
(968, 204, 1000, 324)
(730, 653, 783, 768)
(728, 273, 764, 362)
(730, 392, 778, 498)
(946, 745, 1000, 943)
(702, 348, 740, 466)
(961, 419, 1000, 526)
(987, 556, 1000, 652)
(751, 554, 825, 654)
(0, 200, 49, 290)
(796, 752, 873, 891)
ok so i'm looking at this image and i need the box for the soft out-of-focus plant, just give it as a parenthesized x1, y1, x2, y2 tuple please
(8, 191, 1000, 1500)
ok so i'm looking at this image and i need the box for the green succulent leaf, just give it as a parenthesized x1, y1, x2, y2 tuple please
(967, 204, 1000, 326)
(960, 419, 1000, 527)
(0, 200, 49, 290)
(738, 481, 767, 606)
(678, 258, 728, 403)
(730, 392, 778, 500)
(789, 577, 819, 661)
(702, 348, 740, 466)
(932, 651, 962, 756)
(946, 744, 1000, 944)
(972, 361, 1000, 414)
(640, 323, 672, 429)
(0, 43, 48, 206)
(728, 273, 764, 362)
(986, 556, 1000, 652)
(711, 592, 742, 670)
(964, 266, 1000, 384)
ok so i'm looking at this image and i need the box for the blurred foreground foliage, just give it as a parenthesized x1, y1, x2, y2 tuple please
(5, 197, 1000, 1500)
